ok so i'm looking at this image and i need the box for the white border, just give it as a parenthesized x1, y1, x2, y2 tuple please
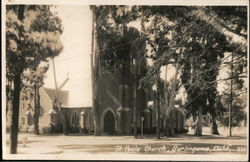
(3, 154, 249, 161)
(2, 2, 7, 160)
(2, 0, 250, 6)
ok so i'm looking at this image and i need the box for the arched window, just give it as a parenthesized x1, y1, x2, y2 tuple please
(71, 112, 79, 127)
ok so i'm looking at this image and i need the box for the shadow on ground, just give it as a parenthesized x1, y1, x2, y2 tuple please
(108, 134, 247, 140)
(6, 140, 46, 145)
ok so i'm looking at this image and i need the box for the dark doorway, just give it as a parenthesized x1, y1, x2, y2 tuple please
(104, 111, 115, 134)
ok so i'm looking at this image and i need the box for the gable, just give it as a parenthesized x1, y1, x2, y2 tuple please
(43, 87, 69, 107)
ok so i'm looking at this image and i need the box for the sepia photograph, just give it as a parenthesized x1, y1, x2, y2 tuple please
(1, 0, 249, 161)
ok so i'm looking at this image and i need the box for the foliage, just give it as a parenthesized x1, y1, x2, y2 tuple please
(218, 102, 247, 127)
(211, 6, 247, 39)
(22, 64, 49, 87)
(219, 81, 247, 127)
(93, 6, 143, 73)
(6, 5, 63, 81)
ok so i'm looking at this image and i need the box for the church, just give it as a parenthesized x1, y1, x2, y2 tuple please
(12, 23, 186, 136)
(90, 25, 186, 136)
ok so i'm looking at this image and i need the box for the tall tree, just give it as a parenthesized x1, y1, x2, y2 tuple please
(6, 5, 63, 153)
(180, 6, 247, 135)
(137, 6, 247, 136)
(137, 6, 203, 135)
(180, 19, 231, 135)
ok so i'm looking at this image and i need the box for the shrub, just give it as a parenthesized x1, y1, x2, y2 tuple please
(40, 126, 50, 134)
(19, 125, 28, 133)
(39, 123, 57, 134)
(6, 126, 10, 133)
(27, 125, 34, 133)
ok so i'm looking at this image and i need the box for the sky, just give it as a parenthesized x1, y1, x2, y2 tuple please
(44, 6, 92, 107)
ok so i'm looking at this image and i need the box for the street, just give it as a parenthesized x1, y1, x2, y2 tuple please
(4, 127, 247, 155)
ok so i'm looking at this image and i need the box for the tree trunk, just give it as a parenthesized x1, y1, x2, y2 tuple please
(90, 6, 101, 136)
(52, 101, 68, 135)
(165, 119, 171, 137)
(6, 81, 13, 132)
(90, 6, 96, 134)
(55, 105, 68, 135)
(93, 92, 101, 135)
(57, 104, 68, 135)
(52, 55, 68, 135)
(10, 73, 21, 154)
(165, 58, 180, 137)
(210, 114, 220, 135)
(133, 70, 137, 138)
(33, 85, 40, 134)
(10, 5, 25, 154)
(93, 45, 102, 136)
(163, 118, 167, 136)
(170, 116, 175, 136)
(163, 65, 168, 136)
(60, 112, 68, 135)
(6, 81, 12, 117)
(166, 115, 175, 137)
(195, 106, 203, 136)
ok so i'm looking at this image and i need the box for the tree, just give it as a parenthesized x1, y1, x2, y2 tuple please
(219, 90, 247, 127)
(194, 6, 247, 46)
(219, 65, 247, 128)
(209, 6, 247, 134)
(139, 6, 247, 136)
(6, 5, 63, 153)
(135, 6, 206, 136)
(179, 6, 247, 135)
(157, 78, 181, 136)
(90, 6, 247, 137)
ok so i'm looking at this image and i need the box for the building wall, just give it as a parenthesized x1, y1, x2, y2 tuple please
(18, 87, 53, 132)
(95, 68, 147, 135)
(62, 107, 93, 133)
(18, 98, 32, 131)
(38, 88, 53, 128)
(95, 69, 186, 135)
(18, 87, 94, 134)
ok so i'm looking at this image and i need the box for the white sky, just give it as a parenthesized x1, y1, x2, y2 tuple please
(44, 6, 92, 107)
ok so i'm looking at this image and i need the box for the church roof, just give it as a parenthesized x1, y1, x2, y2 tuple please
(43, 87, 69, 107)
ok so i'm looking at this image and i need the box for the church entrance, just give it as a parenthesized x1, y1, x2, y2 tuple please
(103, 110, 115, 134)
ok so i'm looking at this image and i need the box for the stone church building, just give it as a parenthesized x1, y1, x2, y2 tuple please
(91, 25, 186, 136)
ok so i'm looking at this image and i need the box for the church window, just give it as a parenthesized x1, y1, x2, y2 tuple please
(71, 112, 79, 127)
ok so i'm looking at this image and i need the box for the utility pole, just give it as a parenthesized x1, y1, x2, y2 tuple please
(164, 65, 168, 135)
(133, 57, 137, 138)
(141, 116, 144, 138)
(52, 59, 58, 100)
(229, 52, 233, 137)
(153, 79, 160, 139)
(51, 58, 67, 135)
(90, 6, 99, 135)
(156, 86, 160, 139)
